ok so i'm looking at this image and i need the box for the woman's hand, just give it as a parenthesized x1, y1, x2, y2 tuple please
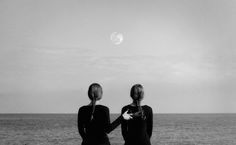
(122, 110, 133, 120)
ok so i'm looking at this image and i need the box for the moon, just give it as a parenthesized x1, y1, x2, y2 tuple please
(110, 32, 123, 45)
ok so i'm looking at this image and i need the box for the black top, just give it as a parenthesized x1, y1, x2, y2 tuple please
(78, 105, 122, 145)
(121, 105, 153, 145)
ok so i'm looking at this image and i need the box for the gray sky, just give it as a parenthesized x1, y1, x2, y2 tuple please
(0, 0, 236, 113)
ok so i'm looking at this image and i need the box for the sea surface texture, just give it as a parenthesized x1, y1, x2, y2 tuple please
(0, 114, 236, 145)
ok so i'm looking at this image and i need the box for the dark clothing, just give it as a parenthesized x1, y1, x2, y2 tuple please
(121, 105, 153, 145)
(78, 105, 122, 145)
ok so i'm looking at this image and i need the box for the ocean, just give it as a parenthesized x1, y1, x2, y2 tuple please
(0, 114, 235, 145)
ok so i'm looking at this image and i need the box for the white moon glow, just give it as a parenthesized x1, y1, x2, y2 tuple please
(110, 32, 123, 45)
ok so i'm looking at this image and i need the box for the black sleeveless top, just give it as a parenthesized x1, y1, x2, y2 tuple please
(78, 105, 122, 145)
(121, 105, 153, 145)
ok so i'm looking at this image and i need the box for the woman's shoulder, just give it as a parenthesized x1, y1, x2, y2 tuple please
(122, 104, 130, 109)
(143, 105, 153, 111)
(79, 104, 109, 109)
(78, 105, 89, 111)
(96, 104, 109, 110)
(78, 105, 109, 112)
(121, 104, 132, 111)
(78, 105, 87, 114)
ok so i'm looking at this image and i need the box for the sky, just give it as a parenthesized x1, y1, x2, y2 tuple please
(0, 0, 236, 113)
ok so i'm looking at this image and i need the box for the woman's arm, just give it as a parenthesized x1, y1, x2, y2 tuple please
(78, 108, 86, 139)
(104, 107, 123, 134)
(121, 107, 129, 141)
(146, 106, 153, 138)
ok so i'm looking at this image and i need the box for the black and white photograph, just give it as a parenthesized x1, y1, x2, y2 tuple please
(0, 0, 236, 145)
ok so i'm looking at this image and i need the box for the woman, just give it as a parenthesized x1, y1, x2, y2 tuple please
(78, 83, 132, 145)
(121, 84, 153, 145)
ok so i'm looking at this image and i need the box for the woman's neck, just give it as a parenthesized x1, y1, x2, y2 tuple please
(89, 101, 99, 106)
(130, 101, 142, 106)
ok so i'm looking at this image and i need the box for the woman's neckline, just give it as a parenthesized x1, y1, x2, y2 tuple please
(129, 104, 146, 107)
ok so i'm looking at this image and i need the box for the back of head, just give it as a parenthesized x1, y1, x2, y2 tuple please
(130, 84, 146, 119)
(88, 83, 103, 101)
(88, 83, 103, 121)
(130, 84, 144, 101)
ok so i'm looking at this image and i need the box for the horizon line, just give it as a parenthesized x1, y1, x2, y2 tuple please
(0, 112, 235, 115)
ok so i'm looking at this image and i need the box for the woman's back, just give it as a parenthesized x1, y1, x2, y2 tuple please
(121, 105, 153, 145)
(78, 83, 131, 145)
(78, 105, 110, 145)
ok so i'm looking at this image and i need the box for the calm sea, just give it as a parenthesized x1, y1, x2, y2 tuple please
(0, 114, 236, 145)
